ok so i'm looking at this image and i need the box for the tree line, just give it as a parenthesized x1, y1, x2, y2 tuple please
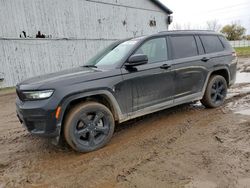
(171, 20, 250, 41)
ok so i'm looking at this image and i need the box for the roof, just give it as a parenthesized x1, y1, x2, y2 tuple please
(150, 0, 173, 14)
(127, 30, 221, 41)
(157, 30, 222, 35)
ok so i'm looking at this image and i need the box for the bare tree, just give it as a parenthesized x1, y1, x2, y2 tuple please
(206, 20, 221, 32)
(183, 23, 192, 30)
(171, 23, 182, 30)
(171, 22, 200, 30)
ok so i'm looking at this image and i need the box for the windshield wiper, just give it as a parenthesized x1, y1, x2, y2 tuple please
(82, 65, 97, 68)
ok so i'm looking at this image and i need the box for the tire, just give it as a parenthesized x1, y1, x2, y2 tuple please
(64, 102, 115, 153)
(201, 75, 227, 108)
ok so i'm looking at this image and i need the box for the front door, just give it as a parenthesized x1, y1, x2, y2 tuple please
(121, 37, 174, 113)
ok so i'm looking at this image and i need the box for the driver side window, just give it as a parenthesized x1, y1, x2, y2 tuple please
(134, 38, 168, 63)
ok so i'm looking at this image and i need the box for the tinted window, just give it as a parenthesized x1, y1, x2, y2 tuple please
(170, 35, 198, 59)
(218, 36, 233, 50)
(134, 38, 168, 63)
(200, 35, 224, 53)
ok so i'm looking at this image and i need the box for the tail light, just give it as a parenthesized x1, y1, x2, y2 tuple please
(232, 52, 237, 57)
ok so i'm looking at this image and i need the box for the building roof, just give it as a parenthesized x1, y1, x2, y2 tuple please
(150, 0, 173, 14)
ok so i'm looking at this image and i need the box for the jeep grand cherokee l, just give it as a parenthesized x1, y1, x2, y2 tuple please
(16, 30, 237, 152)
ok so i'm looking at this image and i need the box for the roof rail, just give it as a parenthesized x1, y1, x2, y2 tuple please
(159, 30, 216, 33)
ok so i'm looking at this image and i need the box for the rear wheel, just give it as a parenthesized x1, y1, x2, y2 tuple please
(201, 75, 227, 108)
(64, 102, 115, 152)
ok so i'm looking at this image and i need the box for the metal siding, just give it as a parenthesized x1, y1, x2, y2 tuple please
(0, 0, 169, 88)
(82, 0, 165, 12)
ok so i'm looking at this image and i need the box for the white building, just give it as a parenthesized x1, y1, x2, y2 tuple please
(0, 0, 172, 88)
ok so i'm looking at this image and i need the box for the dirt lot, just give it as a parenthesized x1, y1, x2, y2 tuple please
(1, 58, 250, 188)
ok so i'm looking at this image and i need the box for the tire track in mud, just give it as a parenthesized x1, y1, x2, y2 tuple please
(112, 91, 250, 187)
(113, 108, 220, 185)
(0, 105, 203, 187)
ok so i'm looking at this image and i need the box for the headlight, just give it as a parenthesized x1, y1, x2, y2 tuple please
(23, 90, 54, 100)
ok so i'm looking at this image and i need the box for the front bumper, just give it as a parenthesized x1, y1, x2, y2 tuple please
(16, 98, 60, 137)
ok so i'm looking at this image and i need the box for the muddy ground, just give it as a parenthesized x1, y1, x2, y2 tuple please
(1, 58, 250, 188)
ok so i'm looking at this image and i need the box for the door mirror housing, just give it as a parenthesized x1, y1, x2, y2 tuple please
(125, 54, 148, 67)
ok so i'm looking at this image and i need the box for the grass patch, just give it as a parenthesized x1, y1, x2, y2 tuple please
(0, 87, 15, 95)
(235, 47, 250, 57)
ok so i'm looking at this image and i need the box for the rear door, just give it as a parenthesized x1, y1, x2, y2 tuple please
(169, 35, 208, 102)
(199, 35, 228, 69)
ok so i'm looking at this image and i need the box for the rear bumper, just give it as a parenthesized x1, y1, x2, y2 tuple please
(16, 98, 60, 137)
(229, 59, 237, 87)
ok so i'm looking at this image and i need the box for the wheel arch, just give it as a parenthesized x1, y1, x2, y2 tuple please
(201, 67, 231, 97)
(210, 68, 230, 86)
(57, 90, 124, 131)
(201, 68, 229, 108)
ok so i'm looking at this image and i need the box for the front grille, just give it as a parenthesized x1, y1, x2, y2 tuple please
(16, 88, 26, 101)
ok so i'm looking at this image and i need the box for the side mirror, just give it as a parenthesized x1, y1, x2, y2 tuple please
(125, 54, 148, 67)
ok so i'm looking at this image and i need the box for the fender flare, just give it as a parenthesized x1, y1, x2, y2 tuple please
(201, 66, 231, 96)
(56, 90, 125, 128)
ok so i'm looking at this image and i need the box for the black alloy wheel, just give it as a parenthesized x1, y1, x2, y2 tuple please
(64, 102, 115, 152)
(201, 75, 228, 108)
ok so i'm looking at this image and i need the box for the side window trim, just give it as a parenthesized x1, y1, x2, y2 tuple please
(218, 36, 226, 49)
(195, 35, 205, 55)
(198, 35, 206, 54)
(166, 35, 173, 60)
(193, 35, 199, 55)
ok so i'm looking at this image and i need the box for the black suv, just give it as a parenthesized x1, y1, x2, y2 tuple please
(16, 31, 237, 152)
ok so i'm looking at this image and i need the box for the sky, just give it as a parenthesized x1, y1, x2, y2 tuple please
(159, 0, 250, 34)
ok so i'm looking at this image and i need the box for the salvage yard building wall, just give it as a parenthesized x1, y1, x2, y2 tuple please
(0, 0, 171, 88)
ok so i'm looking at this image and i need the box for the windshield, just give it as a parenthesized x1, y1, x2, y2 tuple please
(85, 39, 139, 68)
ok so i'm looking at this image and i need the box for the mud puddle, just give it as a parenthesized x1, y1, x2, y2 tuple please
(228, 71, 250, 116)
(235, 109, 250, 116)
(236, 72, 250, 84)
(227, 84, 250, 116)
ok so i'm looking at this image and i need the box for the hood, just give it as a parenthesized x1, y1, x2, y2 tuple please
(17, 66, 107, 90)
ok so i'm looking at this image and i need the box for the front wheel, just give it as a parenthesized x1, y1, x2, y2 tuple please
(201, 75, 227, 108)
(64, 102, 115, 152)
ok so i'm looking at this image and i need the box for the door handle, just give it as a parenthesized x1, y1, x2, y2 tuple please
(160, 64, 171, 69)
(201, 57, 210, 62)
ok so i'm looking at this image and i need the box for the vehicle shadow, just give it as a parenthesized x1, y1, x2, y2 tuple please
(56, 102, 205, 153)
(115, 102, 205, 133)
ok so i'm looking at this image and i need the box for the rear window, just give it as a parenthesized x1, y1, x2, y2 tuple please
(200, 35, 224, 53)
(170, 35, 198, 59)
(218, 36, 233, 50)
